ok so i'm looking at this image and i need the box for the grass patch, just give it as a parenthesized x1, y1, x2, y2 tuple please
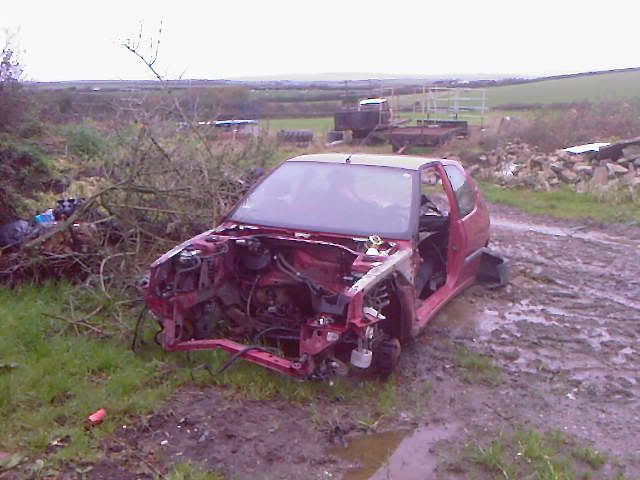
(484, 70, 640, 107)
(259, 116, 333, 136)
(470, 437, 511, 477)
(0, 282, 396, 466)
(162, 462, 223, 480)
(454, 346, 501, 384)
(479, 182, 640, 224)
(374, 380, 396, 415)
(396, 70, 640, 108)
(464, 428, 612, 480)
(0, 283, 187, 459)
(572, 446, 606, 469)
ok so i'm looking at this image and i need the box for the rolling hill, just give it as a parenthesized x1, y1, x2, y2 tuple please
(485, 69, 640, 107)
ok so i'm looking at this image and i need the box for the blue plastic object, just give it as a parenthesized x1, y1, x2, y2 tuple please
(34, 209, 55, 224)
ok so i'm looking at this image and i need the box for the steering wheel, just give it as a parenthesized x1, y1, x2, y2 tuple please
(421, 194, 443, 216)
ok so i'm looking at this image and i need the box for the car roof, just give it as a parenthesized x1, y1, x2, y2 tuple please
(359, 98, 387, 105)
(287, 153, 458, 171)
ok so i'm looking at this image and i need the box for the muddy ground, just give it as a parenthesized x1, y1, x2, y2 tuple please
(81, 205, 640, 479)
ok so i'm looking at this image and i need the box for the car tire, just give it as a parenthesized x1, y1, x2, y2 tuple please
(374, 336, 401, 375)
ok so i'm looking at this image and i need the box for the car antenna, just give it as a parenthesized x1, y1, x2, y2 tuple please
(345, 154, 352, 164)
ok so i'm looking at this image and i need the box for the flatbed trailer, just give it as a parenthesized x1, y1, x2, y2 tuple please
(384, 119, 468, 151)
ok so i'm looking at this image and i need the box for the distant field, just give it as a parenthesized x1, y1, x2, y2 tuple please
(486, 70, 640, 106)
(397, 70, 640, 109)
(260, 116, 333, 135)
(258, 109, 520, 135)
(259, 112, 492, 135)
(258, 70, 640, 127)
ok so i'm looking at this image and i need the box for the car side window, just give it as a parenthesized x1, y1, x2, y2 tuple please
(443, 165, 475, 218)
(420, 167, 450, 215)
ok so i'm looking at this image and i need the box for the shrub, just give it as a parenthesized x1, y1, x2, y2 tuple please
(18, 117, 44, 138)
(0, 135, 57, 221)
(63, 122, 106, 159)
(503, 100, 640, 151)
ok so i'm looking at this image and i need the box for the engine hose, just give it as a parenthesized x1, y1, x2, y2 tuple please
(253, 325, 299, 343)
(173, 255, 202, 293)
(217, 345, 277, 374)
(275, 253, 326, 296)
(246, 275, 261, 318)
(154, 328, 163, 346)
(130, 307, 147, 352)
(200, 242, 229, 258)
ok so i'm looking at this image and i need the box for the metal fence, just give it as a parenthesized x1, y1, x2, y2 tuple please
(421, 87, 487, 126)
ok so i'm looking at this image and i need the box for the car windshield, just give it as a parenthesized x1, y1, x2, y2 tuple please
(230, 161, 416, 238)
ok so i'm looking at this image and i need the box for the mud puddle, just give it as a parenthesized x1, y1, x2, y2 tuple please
(428, 297, 502, 339)
(329, 430, 408, 480)
(331, 423, 460, 480)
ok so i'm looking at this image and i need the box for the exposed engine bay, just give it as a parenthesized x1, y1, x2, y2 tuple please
(145, 225, 411, 378)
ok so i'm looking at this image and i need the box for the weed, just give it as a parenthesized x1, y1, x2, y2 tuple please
(464, 428, 613, 480)
(544, 429, 569, 450)
(572, 446, 606, 469)
(161, 462, 223, 480)
(516, 428, 549, 462)
(470, 438, 508, 474)
(355, 414, 383, 432)
(453, 346, 501, 383)
(407, 381, 432, 420)
(375, 380, 396, 416)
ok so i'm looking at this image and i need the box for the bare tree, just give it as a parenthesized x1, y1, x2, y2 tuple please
(0, 31, 26, 130)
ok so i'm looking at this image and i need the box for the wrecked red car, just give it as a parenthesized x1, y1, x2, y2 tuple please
(145, 154, 507, 378)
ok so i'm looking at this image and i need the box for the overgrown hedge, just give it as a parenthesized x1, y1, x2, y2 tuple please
(0, 135, 59, 222)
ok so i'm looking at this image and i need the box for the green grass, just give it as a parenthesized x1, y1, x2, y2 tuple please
(465, 429, 613, 480)
(470, 437, 509, 475)
(572, 446, 606, 469)
(454, 346, 501, 384)
(485, 70, 640, 107)
(0, 282, 397, 468)
(396, 70, 640, 109)
(162, 462, 223, 480)
(479, 183, 640, 224)
(259, 116, 334, 135)
(0, 283, 184, 459)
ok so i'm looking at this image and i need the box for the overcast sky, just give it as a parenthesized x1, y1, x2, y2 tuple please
(2, 0, 639, 81)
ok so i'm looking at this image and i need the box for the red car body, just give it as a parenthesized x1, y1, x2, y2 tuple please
(145, 154, 506, 378)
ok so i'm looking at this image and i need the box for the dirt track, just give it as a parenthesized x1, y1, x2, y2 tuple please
(89, 205, 640, 480)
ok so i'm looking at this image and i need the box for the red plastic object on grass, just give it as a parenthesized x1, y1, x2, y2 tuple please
(87, 408, 106, 426)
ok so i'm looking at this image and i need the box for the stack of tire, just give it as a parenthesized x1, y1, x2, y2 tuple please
(277, 129, 314, 144)
(326, 131, 344, 143)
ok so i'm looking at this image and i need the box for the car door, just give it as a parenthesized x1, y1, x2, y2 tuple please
(442, 163, 489, 283)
